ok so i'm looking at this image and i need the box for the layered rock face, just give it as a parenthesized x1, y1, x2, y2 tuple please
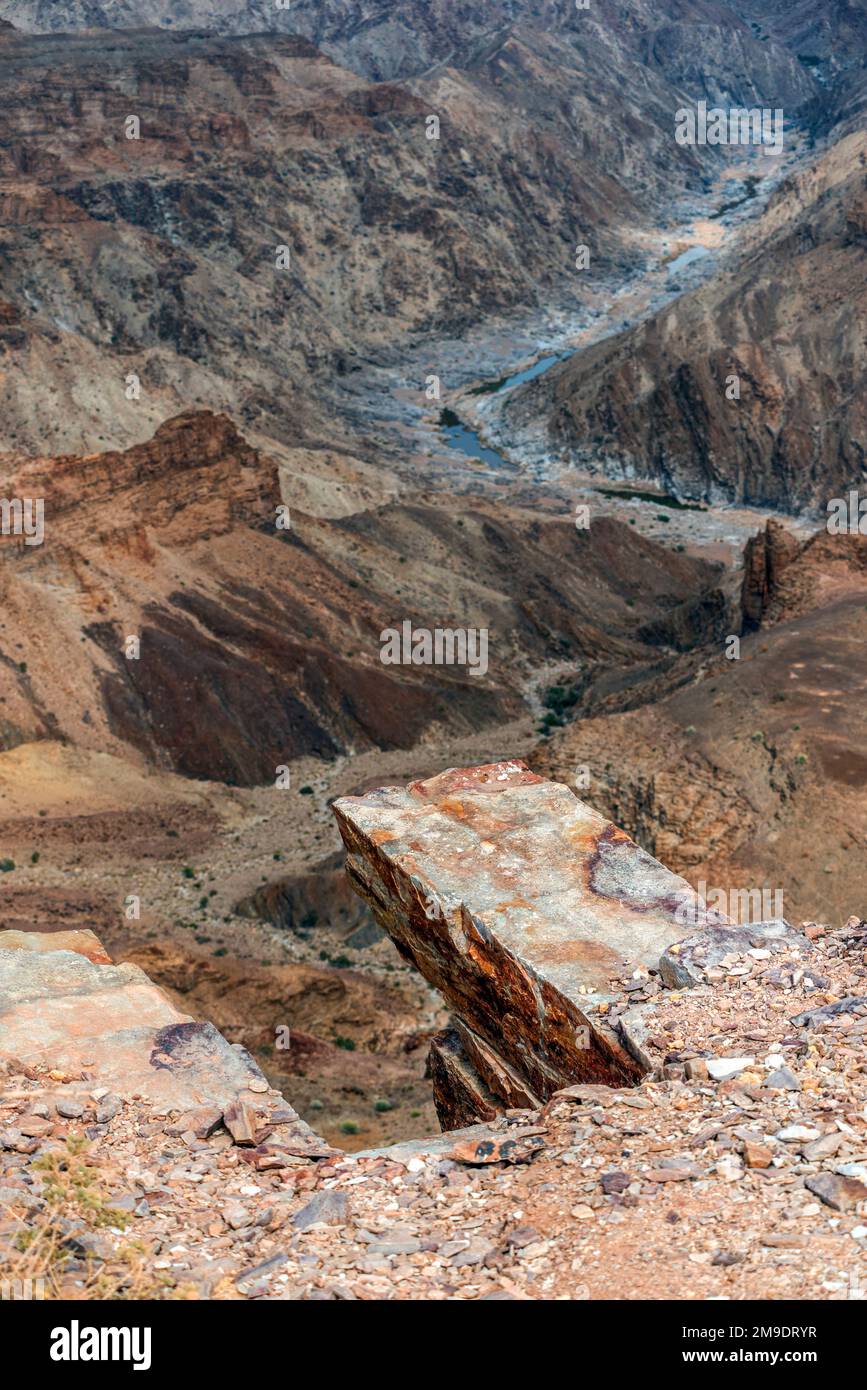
(534, 527, 867, 925)
(0, 409, 736, 780)
(0, 0, 817, 98)
(0, 14, 739, 461)
(740, 517, 801, 630)
(740, 0, 867, 140)
(0, 7, 819, 458)
(333, 761, 724, 1126)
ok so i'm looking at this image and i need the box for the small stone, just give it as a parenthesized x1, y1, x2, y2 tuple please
(801, 1133, 842, 1161)
(450, 1243, 491, 1267)
(221, 1203, 251, 1231)
(0, 1185, 41, 1211)
(505, 1226, 540, 1249)
(685, 1059, 708, 1081)
(776, 1125, 821, 1143)
(222, 1099, 258, 1145)
(235, 1252, 289, 1292)
(247, 1078, 269, 1094)
(95, 1095, 122, 1125)
(764, 1067, 800, 1091)
(643, 1165, 699, 1183)
(450, 1132, 545, 1165)
(17, 1116, 53, 1138)
(707, 1057, 755, 1081)
(743, 1140, 773, 1169)
(63, 1230, 111, 1261)
(292, 1190, 347, 1232)
(55, 1100, 84, 1119)
(368, 1238, 421, 1257)
(600, 1170, 631, 1195)
(107, 1193, 140, 1214)
(570, 1204, 595, 1220)
(805, 1173, 867, 1213)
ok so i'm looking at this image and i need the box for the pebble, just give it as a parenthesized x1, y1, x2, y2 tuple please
(706, 1057, 755, 1080)
(775, 1125, 821, 1142)
(743, 1140, 773, 1169)
(292, 1190, 347, 1232)
(805, 1173, 867, 1212)
(764, 1067, 800, 1091)
(96, 1095, 122, 1125)
(55, 1100, 84, 1119)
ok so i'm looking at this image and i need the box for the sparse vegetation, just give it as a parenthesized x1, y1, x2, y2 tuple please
(0, 1136, 188, 1301)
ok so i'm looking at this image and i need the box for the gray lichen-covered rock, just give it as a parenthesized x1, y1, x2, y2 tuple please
(658, 918, 810, 990)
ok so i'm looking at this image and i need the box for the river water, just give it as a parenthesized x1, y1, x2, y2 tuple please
(433, 146, 804, 480)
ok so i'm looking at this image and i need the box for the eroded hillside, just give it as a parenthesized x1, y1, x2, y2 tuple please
(499, 130, 867, 511)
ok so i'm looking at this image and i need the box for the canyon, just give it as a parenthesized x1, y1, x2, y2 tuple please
(0, 0, 865, 1306)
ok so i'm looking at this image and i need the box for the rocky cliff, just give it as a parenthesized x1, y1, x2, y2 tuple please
(0, 9, 819, 458)
(533, 524, 867, 925)
(0, 410, 739, 781)
(501, 129, 867, 512)
(4, 774, 867, 1301)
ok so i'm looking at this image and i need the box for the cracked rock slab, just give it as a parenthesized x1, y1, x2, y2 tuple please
(0, 932, 321, 1148)
(428, 1027, 500, 1130)
(334, 760, 710, 1099)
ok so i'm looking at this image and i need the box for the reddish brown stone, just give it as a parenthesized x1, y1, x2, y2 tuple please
(428, 1028, 499, 1131)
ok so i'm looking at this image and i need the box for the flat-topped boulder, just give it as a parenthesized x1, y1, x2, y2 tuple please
(0, 927, 111, 964)
(0, 929, 323, 1151)
(333, 760, 717, 1106)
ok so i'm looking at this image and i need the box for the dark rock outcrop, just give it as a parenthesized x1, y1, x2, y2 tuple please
(741, 518, 801, 630)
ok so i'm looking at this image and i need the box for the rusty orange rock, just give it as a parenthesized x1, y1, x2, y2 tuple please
(334, 761, 707, 1111)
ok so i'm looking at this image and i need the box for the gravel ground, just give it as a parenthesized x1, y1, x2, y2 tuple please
(3, 915, 867, 1301)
